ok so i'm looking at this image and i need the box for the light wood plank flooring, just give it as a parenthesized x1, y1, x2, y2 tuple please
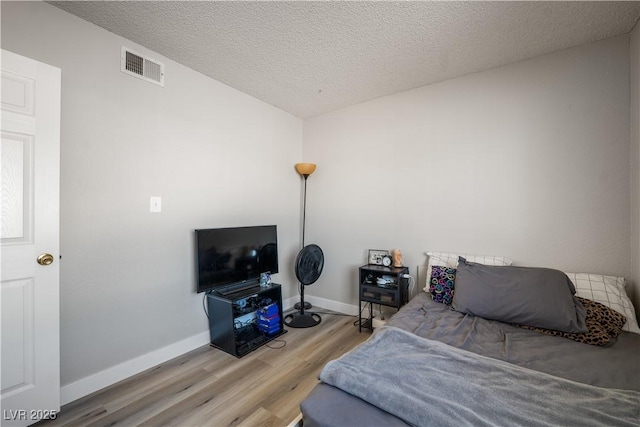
(39, 311, 369, 427)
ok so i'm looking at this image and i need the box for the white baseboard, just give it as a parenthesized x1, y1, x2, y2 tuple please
(61, 295, 360, 406)
(306, 295, 359, 316)
(60, 330, 210, 406)
(282, 295, 300, 311)
(284, 294, 359, 316)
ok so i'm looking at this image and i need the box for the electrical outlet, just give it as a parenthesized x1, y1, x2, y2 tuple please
(150, 196, 162, 213)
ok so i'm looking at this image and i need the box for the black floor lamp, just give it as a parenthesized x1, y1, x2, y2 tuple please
(285, 162, 324, 328)
(293, 162, 316, 311)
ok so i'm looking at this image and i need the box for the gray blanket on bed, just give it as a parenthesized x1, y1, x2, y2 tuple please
(319, 326, 640, 427)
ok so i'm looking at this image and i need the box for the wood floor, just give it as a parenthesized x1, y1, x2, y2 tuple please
(39, 311, 369, 427)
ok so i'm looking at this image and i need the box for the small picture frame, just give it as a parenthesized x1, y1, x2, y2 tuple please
(368, 249, 389, 266)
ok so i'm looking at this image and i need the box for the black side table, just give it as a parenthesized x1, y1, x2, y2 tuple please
(358, 265, 409, 332)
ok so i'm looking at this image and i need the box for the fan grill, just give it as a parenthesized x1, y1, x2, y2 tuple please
(285, 244, 324, 328)
(296, 244, 324, 285)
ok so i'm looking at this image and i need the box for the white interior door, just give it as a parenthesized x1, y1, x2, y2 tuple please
(1, 50, 61, 426)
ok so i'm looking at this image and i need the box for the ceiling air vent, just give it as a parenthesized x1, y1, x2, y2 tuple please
(121, 47, 164, 87)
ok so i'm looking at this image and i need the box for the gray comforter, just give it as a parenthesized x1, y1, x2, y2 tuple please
(320, 326, 640, 427)
(387, 293, 640, 391)
(302, 293, 640, 427)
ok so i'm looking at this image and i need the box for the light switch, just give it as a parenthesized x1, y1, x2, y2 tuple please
(150, 196, 162, 213)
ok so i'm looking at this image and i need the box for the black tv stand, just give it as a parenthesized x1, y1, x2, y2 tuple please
(206, 283, 285, 357)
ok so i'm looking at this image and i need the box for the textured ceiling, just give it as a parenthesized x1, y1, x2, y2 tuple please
(49, 1, 640, 118)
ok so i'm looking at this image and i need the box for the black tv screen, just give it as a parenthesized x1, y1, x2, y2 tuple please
(195, 225, 278, 293)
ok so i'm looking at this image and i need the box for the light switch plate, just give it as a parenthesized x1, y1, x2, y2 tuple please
(150, 196, 162, 213)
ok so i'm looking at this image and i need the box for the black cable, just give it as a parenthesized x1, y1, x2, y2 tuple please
(203, 291, 210, 319)
(353, 302, 370, 326)
(266, 338, 286, 349)
(257, 327, 287, 349)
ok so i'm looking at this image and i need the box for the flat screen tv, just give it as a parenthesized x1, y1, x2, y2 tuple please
(195, 225, 278, 293)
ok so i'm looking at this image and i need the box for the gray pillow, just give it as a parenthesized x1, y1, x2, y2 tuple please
(451, 258, 588, 333)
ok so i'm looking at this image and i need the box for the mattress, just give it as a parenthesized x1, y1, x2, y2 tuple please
(300, 292, 640, 427)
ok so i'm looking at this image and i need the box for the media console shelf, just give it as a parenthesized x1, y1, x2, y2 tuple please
(207, 283, 285, 357)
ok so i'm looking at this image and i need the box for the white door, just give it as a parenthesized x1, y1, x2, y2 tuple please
(1, 50, 61, 426)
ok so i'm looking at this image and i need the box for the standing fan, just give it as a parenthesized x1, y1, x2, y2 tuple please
(284, 244, 324, 328)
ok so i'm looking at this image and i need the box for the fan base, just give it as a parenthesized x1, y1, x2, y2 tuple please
(284, 312, 321, 328)
(294, 302, 312, 310)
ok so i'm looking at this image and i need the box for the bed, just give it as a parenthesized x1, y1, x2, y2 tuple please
(300, 253, 640, 427)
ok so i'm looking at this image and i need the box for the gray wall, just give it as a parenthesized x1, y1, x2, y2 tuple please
(2, 1, 302, 387)
(303, 36, 635, 311)
(2, 0, 638, 401)
(631, 22, 640, 318)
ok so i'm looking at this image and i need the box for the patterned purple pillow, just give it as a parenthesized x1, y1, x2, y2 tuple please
(429, 266, 456, 304)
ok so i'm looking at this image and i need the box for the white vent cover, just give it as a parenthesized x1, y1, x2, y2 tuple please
(121, 47, 164, 87)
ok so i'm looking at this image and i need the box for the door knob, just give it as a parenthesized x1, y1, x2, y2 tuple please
(37, 253, 54, 266)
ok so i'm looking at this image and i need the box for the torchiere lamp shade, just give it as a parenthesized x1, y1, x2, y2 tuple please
(295, 163, 316, 177)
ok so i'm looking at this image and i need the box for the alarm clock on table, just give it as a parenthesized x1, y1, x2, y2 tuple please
(368, 249, 393, 267)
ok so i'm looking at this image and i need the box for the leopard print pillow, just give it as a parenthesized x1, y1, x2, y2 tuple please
(516, 297, 626, 346)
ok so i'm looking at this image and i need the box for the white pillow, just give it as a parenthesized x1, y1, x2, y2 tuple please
(423, 252, 513, 292)
(565, 272, 640, 335)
